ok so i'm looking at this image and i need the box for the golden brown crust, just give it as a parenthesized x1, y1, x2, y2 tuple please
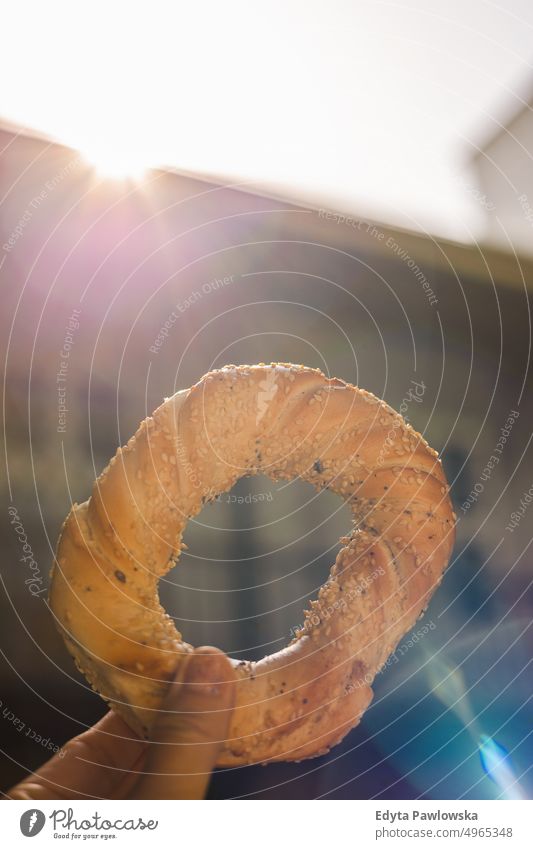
(50, 363, 455, 765)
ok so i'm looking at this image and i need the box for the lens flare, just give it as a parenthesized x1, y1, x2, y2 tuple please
(479, 735, 524, 800)
(426, 652, 526, 799)
(426, 654, 477, 730)
(80, 140, 149, 181)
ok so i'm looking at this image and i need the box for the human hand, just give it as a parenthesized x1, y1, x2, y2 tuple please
(7, 647, 236, 800)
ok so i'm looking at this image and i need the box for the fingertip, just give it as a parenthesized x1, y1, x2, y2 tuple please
(194, 645, 224, 655)
(162, 646, 236, 714)
(186, 646, 236, 688)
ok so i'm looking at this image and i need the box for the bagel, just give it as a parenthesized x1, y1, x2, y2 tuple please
(50, 363, 455, 765)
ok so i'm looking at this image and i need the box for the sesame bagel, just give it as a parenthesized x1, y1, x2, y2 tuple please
(50, 363, 455, 765)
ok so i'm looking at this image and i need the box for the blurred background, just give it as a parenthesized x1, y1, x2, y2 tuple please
(1, 0, 532, 800)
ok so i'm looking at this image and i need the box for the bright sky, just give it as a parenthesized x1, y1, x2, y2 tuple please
(1, 0, 532, 241)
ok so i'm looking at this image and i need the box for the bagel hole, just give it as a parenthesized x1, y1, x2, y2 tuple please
(158, 473, 353, 661)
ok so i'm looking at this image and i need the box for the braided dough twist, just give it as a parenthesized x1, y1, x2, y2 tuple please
(50, 363, 454, 765)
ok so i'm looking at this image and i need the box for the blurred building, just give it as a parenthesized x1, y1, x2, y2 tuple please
(470, 88, 533, 257)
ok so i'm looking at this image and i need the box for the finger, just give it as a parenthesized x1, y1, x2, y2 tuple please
(130, 646, 236, 799)
(8, 711, 147, 800)
(110, 747, 149, 799)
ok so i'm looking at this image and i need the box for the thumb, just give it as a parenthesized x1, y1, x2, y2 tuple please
(130, 646, 236, 799)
